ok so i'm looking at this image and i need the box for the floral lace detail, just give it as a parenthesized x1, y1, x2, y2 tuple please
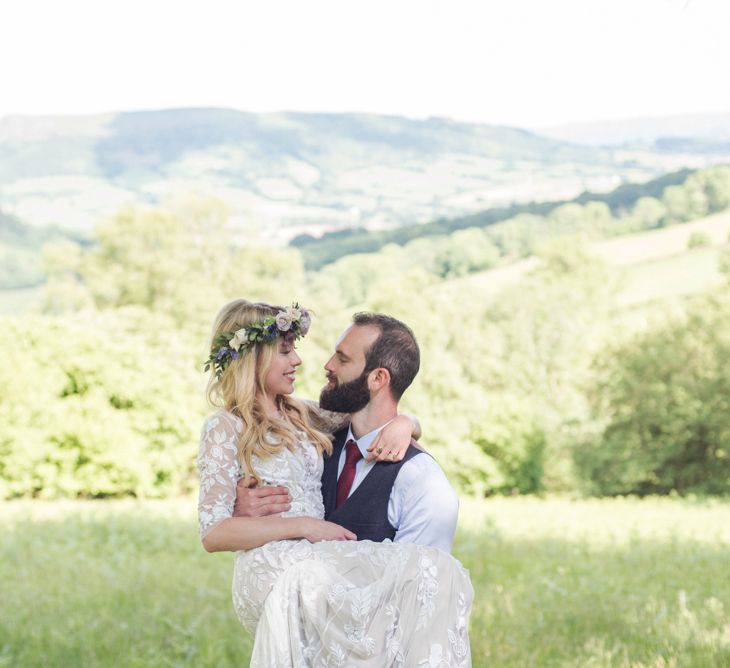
(197, 411, 242, 538)
(416, 551, 440, 630)
(197, 410, 326, 539)
(197, 409, 474, 666)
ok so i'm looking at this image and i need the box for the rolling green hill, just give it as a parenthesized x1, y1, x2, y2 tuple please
(0, 108, 677, 243)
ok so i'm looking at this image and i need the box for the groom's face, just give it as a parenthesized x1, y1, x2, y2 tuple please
(320, 324, 380, 413)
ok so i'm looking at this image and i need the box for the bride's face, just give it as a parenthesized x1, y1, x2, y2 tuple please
(263, 336, 302, 397)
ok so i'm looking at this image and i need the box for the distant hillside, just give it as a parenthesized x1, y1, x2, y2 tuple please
(0, 208, 79, 289)
(538, 111, 730, 147)
(434, 209, 730, 309)
(0, 108, 684, 243)
(291, 168, 695, 269)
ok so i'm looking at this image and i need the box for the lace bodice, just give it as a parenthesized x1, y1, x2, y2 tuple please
(197, 409, 337, 538)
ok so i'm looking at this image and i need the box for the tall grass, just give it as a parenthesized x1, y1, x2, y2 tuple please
(1, 497, 728, 667)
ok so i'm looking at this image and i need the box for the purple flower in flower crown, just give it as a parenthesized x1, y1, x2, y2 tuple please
(267, 323, 278, 335)
(217, 348, 228, 360)
(231, 351, 240, 360)
(299, 310, 312, 335)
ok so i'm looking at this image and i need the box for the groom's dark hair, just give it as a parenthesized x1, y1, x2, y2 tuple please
(352, 312, 420, 400)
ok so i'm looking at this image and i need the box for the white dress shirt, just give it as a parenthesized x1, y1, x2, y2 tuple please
(337, 423, 459, 552)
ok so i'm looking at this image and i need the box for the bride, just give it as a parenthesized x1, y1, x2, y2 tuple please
(197, 299, 473, 666)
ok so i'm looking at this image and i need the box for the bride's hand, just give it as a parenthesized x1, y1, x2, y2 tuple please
(365, 413, 420, 463)
(300, 518, 357, 542)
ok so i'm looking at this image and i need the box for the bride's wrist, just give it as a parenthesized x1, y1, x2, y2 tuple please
(284, 516, 311, 541)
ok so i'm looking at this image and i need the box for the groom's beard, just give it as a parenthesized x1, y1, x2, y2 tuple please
(319, 371, 371, 414)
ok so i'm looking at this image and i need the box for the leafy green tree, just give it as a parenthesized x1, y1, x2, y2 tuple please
(687, 166, 730, 212)
(662, 182, 709, 225)
(719, 245, 730, 280)
(631, 196, 667, 230)
(687, 231, 712, 249)
(575, 291, 730, 495)
(432, 229, 500, 277)
(485, 213, 545, 258)
(471, 395, 547, 494)
(548, 201, 613, 238)
(0, 311, 203, 499)
(479, 240, 620, 490)
(43, 198, 306, 328)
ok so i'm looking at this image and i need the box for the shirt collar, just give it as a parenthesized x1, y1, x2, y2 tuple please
(346, 420, 394, 459)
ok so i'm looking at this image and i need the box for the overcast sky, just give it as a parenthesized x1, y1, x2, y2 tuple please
(1, 0, 728, 128)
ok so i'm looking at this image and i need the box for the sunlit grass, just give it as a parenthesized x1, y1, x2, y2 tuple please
(2, 497, 728, 667)
(457, 497, 730, 667)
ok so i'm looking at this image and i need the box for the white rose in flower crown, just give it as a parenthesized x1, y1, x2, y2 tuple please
(288, 306, 302, 321)
(275, 311, 293, 331)
(298, 310, 312, 335)
(230, 328, 248, 351)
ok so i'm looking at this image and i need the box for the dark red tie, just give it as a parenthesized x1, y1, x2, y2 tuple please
(336, 439, 362, 508)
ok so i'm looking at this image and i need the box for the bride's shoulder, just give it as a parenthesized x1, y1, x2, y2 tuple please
(201, 408, 244, 436)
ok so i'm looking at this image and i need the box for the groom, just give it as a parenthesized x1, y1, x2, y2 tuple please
(234, 312, 458, 552)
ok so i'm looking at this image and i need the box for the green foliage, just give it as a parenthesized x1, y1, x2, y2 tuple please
(687, 230, 712, 249)
(630, 195, 667, 230)
(0, 311, 203, 499)
(0, 208, 77, 289)
(471, 396, 546, 493)
(719, 245, 730, 279)
(42, 199, 306, 327)
(431, 229, 500, 277)
(576, 291, 730, 495)
(659, 166, 730, 226)
(3, 167, 730, 499)
(689, 165, 730, 212)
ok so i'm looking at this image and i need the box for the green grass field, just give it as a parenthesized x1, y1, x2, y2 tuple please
(2, 497, 728, 667)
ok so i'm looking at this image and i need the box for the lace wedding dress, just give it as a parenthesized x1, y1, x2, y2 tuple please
(198, 409, 473, 667)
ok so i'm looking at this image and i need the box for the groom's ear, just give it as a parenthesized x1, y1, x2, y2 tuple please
(368, 367, 391, 392)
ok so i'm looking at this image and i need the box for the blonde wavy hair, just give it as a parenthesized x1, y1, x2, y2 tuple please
(206, 298, 332, 483)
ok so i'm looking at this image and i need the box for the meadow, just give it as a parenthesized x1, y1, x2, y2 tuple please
(2, 497, 728, 667)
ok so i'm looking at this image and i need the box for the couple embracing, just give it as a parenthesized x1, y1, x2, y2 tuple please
(197, 299, 473, 667)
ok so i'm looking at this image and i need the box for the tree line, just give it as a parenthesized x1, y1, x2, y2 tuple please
(2, 167, 729, 499)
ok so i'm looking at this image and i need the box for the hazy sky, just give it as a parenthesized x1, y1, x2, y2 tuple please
(1, 0, 728, 128)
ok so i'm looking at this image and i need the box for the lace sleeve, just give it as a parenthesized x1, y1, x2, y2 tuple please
(301, 398, 349, 434)
(197, 411, 243, 539)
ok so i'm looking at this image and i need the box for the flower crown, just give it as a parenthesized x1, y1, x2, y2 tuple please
(205, 303, 311, 379)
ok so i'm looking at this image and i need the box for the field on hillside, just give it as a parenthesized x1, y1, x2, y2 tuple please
(438, 209, 730, 308)
(2, 497, 728, 667)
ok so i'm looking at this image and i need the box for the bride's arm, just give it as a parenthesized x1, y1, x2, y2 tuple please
(365, 413, 423, 463)
(202, 515, 355, 552)
(197, 412, 355, 552)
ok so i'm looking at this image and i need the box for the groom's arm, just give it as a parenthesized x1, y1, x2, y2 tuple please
(389, 456, 459, 552)
(233, 478, 292, 517)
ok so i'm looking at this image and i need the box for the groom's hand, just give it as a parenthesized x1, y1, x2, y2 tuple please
(233, 478, 292, 517)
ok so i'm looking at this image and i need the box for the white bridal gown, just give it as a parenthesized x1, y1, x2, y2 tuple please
(198, 409, 473, 668)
